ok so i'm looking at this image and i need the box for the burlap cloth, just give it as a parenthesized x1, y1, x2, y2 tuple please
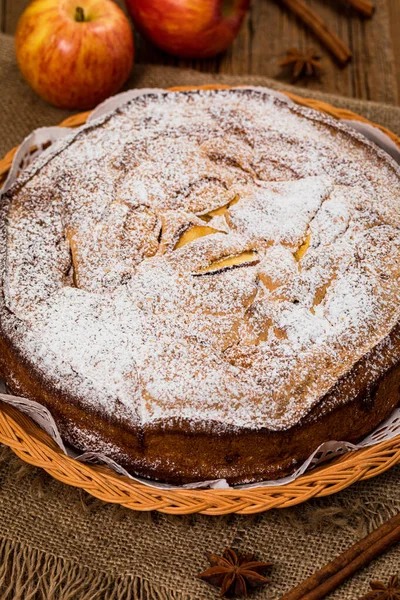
(0, 31, 399, 600)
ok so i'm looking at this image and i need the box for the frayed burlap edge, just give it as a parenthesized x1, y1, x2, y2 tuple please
(0, 536, 190, 600)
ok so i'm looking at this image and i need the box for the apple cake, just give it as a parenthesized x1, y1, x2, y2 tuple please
(1, 88, 400, 484)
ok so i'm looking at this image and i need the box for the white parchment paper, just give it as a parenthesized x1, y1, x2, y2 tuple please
(1, 87, 399, 490)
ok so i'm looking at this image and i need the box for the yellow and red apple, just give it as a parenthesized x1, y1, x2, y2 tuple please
(124, 0, 251, 59)
(15, 0, 134, 110)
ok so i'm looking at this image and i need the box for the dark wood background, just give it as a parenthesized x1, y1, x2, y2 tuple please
(1, 0, 399, 104)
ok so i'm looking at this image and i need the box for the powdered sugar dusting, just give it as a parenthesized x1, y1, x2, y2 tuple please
(1, 88, 400, 432)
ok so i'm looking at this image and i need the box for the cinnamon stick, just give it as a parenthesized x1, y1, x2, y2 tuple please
(343, 0, 375, 18)
(280, 0, 352, 65)
(279, 512, 400, 600)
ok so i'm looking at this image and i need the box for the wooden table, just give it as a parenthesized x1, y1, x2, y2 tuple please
(1, 0, 399, 104)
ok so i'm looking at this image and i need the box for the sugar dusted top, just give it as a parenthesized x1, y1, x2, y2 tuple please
(1, 88, 400, 432)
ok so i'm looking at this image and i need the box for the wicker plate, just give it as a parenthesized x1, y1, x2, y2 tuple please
(0, 86, 399, 515)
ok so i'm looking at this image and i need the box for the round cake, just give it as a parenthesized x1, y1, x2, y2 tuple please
(1, 87, 400, 485)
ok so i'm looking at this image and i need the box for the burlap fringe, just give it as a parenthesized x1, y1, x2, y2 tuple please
(0, 537, 187, 600)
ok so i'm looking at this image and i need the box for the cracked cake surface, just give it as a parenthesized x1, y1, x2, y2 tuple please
(1, 87, 400, 484)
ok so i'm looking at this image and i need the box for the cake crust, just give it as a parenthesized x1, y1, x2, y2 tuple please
(1, 88, 400, 484)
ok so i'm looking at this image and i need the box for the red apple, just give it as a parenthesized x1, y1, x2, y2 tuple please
(124, 0, 251, 59)
(15, 0, 134, 110)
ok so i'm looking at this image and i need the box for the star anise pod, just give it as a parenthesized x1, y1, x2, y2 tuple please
(197, 548, 272, 598)
(361, 575, 400, 600)
(280, 48, 323, 80)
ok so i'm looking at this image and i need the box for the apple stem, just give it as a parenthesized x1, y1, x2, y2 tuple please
(75, 6, 85, 22)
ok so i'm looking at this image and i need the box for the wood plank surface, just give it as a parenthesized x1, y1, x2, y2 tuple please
(0, 0, 4, 32)
(1, 0, 399, 104)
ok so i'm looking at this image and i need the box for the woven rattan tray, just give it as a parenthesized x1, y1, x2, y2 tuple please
(0, 85, 399, 515)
